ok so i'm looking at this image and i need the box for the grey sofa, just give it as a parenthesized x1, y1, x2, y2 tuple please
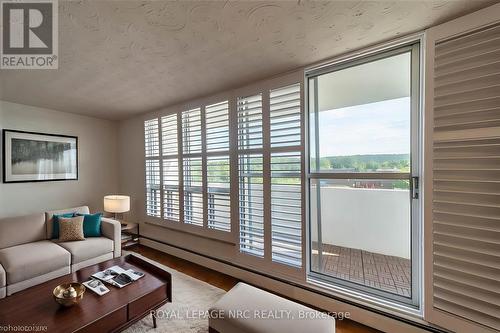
(0, 206, 121, 298)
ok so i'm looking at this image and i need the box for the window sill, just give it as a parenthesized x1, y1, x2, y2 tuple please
(144, 219, 236, 244)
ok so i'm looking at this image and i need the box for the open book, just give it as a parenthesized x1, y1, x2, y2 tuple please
(92, 265, 145, 288)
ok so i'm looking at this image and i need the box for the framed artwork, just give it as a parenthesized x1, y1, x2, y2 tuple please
(2, 129, 78, 183)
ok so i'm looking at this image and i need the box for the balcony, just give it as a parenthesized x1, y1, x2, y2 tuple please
(311, 243, 411, 297)
(310, 184, 412, 298)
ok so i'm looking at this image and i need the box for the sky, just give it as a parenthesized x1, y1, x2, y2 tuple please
(317, 97, 411, 157)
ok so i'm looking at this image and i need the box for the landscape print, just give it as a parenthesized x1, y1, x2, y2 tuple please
(3, 130, 77, 182)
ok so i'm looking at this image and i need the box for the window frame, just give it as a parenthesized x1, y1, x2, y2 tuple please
(305, 42, 422, 308)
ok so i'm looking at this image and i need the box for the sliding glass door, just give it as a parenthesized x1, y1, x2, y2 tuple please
(307, 43, 420, 306)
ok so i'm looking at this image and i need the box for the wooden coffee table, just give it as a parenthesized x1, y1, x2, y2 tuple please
(0, 254, 172, 332)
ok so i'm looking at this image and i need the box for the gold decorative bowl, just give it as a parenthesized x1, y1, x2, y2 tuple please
(53, 282, 86, 307)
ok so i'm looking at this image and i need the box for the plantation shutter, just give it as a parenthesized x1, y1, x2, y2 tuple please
(238, 153, 264, 257)
(161, 114, 179, 221)
(206, 101, 230, 152)
(183, 156, 203, 226)
(237, 94, 263, 150)
(269, 84, 303, 267)
(144, 118, 161, 217)
(425, 4, 500, 333)
(182, 108, 202, 154)
(182, 108, 204, 227)
(205, 101, 231, 232)
(236, 83, 304, 267)
(270, 84, 301, 147)
(207, 155, 231, 231)
(238, 94, 265, 257)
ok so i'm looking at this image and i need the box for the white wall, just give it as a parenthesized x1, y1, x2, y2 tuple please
(118, 116, 144, 222)
(0, 100, 119, 219)
(311, 187, 411, 259)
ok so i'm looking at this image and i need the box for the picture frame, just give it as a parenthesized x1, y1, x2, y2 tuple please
(2, 129, 78, 183)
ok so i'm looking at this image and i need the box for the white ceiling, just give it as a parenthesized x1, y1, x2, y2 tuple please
(0, 0, 495, 120)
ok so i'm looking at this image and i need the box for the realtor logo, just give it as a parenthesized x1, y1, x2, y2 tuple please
(1, 0, 58, 69)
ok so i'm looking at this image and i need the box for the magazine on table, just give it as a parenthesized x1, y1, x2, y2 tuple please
(92, 265, 145, 288)
(83, 278, 110, 296)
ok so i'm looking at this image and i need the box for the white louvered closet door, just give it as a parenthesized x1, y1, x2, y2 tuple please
(424, 4, 500, 333)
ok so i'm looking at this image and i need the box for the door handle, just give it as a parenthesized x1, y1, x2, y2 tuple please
(411, 176, 419, 199)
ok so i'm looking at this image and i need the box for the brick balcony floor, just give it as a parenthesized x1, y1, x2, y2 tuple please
(311, 243, 411, 297)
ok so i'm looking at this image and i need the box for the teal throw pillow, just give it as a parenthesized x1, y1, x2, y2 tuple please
(77, 213, 103, 237)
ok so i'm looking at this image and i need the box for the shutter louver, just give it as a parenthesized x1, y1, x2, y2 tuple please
(145, 159, 161, 217)
(271, 152, 302, 267)
(183, 108, 202, 154)
(144, 118, 159, 157)
(238, 94, 263, 150)
(183, 157, 204, 227)
(182, 107, 204, 227)
(269, 84, 303, 267)
(238, 93, 265, 257)
(432, 22, 500, 331)
(206, 101, 230, 152)
(161, 114, 179, 221)
(270, 84, 301, 147)
(161, 114, 178, 156)
(145, 118, 161, 217)
(163, 158, 179, 221)
(207, 155, 231, 232)
(238, 153, 264, 257)
(205, 101, 231, 232)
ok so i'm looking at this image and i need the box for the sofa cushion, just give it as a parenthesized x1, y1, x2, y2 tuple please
(0, 241, 70, 284)
(54, 237, 113, 264)
(0, 264, 5, 288)
(0, 213, 45, 250)
(46, 206, 89, 239)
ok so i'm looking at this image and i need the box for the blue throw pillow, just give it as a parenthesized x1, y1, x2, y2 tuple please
(52, 213, 76, 239)
(77, 213, 102, 237)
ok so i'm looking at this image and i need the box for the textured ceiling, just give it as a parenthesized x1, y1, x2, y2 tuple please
(0, 0, 496, 120)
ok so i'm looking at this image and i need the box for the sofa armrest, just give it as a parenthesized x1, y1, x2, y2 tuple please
(101, 217, 121, 258)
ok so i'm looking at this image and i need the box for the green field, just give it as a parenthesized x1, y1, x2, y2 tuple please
(315, 154, 410, 172)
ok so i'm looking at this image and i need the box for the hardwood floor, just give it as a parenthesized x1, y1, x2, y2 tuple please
(129, 244, 382, 333)
(129, 244, 239, 292)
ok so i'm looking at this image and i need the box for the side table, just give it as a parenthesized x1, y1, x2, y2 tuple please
(121, 221, 139, 249)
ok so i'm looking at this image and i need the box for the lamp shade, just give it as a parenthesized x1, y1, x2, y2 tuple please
(104, 195, 130, 213)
